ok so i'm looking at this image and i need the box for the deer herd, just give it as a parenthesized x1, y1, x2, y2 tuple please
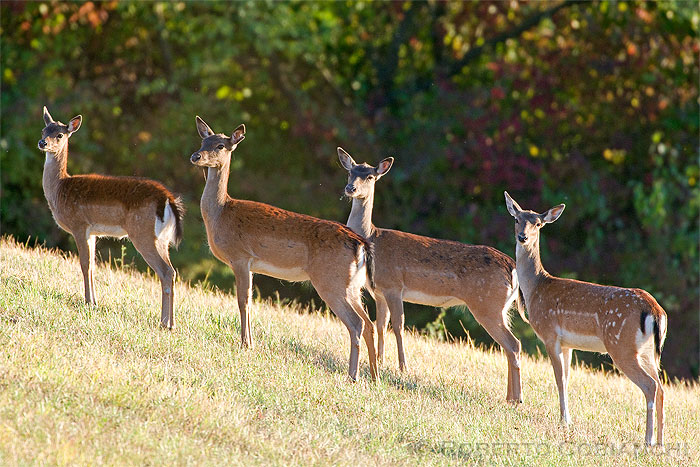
(38, 106, 667, 446)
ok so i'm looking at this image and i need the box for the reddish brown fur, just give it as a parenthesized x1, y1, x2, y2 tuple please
(223, 199, 371, 252)
(505, 191, 668, 446)
(39, 107, 183, 328)
(191, 117, 378, 382)
(371, 228, 514, 298)
(59, 175, 184, 244)
(338, 148, 524, 402)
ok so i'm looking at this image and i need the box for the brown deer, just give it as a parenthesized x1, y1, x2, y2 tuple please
(338, 148, 525, 402)
(38, 107, 184, 328)
(190, 117, 378, 381)
(504, 191, 667, 446)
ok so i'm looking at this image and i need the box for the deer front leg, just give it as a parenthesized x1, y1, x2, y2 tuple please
(73, 230, 96, 306)
(87, 235, 97, 306)
(383, 292, 407, 372)
(546, 342, 571, 425)
(233, 263, 253, 348)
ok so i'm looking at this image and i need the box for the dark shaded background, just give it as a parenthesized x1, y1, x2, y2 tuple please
(2, 1, 697, 379)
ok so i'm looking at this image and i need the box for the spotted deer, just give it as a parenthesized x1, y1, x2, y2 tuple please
(504, 191, 667, 446)
(38, 106, 184, 328)
(338, 148, 525, 402)
(190, 117, 378, 381)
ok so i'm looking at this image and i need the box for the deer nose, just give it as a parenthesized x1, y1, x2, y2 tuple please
(38, 139, 47, 149)
(345, 184, 356, 195)
(517, 233, 527, 243)
(190, 152, 201, 163)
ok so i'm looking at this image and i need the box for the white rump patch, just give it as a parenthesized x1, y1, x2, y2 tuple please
(643, 313, 654, 335)
(155, 201, 177, 245)
(635, 313, 656, 350)
(350, 245, 369, 290)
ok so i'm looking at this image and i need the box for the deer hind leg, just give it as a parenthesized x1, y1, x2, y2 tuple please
(375, 294, 390, 366)
(73, 230, 97, 306)
(563, 347, 573, 388)
(471, 304, 523, 403)
(610, 349, 664, 446)
(232, 263, 253, 348)
(383, 291, 407, 372)
(130, 235, 176, 329)
(636, 352, 664, 446)
(546, 341, 571, 424)
(640, 356, 664, 446)
(312, 282, 365, 382)
(349, 292, 378, 381)
(609, 349, 658, 446)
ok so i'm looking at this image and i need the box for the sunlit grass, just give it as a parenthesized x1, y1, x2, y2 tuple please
(0, 236, 698, 465)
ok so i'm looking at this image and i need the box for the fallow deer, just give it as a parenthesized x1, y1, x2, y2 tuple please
(190, 117, 378, 381)
(38, 106, 184, 328)
(504, 191, 667, 446)
(338, 148, 525, 402)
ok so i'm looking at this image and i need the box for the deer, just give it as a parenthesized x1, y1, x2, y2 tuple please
(503, 191, 667, 446)
(337, 148, 526, 402)
(37, 106, 184, 329)
(189, 116, 378, 382)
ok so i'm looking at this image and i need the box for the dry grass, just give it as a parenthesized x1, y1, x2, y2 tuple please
(0, 236, 698, 465)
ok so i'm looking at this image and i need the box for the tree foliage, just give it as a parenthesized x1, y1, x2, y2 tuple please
(2, 1, 697, 379)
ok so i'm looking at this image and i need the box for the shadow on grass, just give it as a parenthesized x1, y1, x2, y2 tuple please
(278, 334, 523, 406)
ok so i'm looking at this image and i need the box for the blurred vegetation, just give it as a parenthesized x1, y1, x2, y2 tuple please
(1, 1, 697, 379)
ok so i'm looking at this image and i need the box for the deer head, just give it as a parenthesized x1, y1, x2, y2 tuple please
(190, 116, 245, 168)
(38, 106, 82, 154)
(337, 147, 393, 200)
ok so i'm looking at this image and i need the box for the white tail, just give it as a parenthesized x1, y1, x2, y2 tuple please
(190, 117, 377, 382)
(38, 106, 184, 328)
(504, 191, 667, 446)
(338, 148, 523, 402)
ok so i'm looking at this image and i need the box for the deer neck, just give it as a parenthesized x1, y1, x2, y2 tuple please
(347, 192, 375, 239)
(201, 163, 230, 218)
(42, 144, 69, 203)
(515, 236, 549, 305)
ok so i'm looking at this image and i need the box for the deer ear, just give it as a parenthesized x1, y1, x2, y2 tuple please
(67, 115, 82, 133)
(542, 204, 565, 224)
(504, 191, 522, 218)
(43, 106, 54, 126)
(231, 124, 245, 144)
(337, 147, 356, 171)
(196, 116, 215, 139)
(375, 157, 394, 177)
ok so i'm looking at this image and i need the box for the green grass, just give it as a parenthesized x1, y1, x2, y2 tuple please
(1, 236, 698, 465)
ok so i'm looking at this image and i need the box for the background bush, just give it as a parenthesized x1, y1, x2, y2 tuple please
(2, 0, 697, 379)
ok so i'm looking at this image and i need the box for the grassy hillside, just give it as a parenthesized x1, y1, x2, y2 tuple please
(1, 236, 698, 465)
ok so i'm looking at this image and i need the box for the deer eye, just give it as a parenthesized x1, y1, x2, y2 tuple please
(57, 134, 63, 139)
(217, 144, 225, 150)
